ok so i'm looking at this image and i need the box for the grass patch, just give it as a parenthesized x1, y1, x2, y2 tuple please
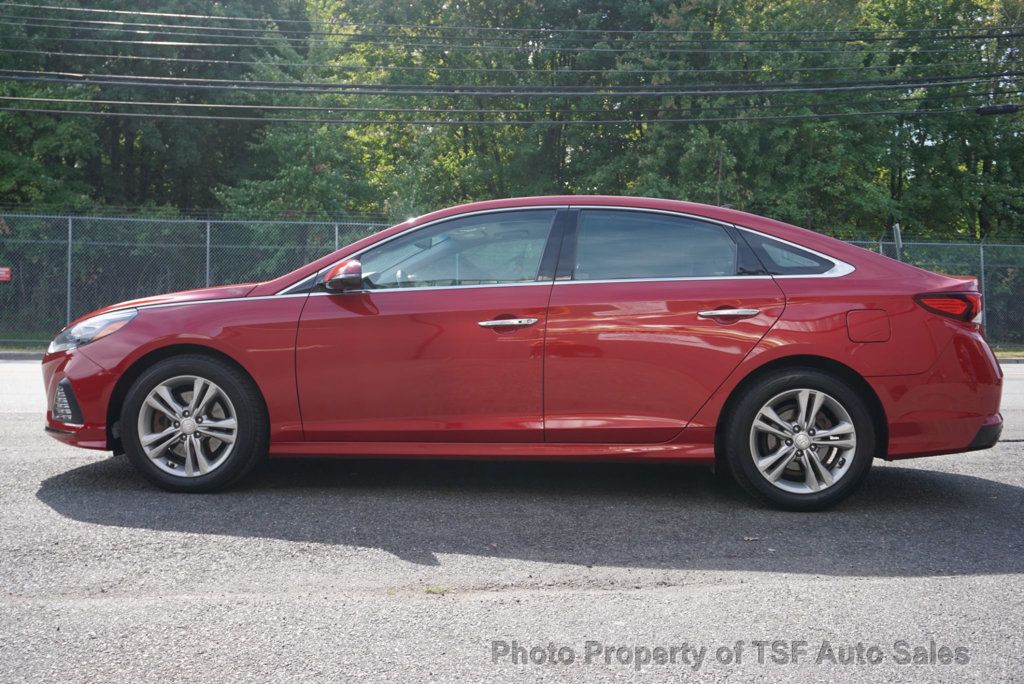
(990, 344, 1024, 358)
(1, 331, 50, 351)
(0, 342, 45, 352)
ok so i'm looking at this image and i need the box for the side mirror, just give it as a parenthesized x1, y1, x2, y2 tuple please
(323, 259, 363, 292)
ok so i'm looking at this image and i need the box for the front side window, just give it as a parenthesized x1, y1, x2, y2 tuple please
(358, 209, 557, 289)
(572, 210, 739, 281)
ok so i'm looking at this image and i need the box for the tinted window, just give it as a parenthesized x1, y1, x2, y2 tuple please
(572, 210, 738, 280)
(359, 210, 556, 289)
(741, 231, 835, 275)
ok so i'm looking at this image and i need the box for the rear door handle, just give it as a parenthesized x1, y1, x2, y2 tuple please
(478, 318, 539, 328)
(697, 308, 761, 320)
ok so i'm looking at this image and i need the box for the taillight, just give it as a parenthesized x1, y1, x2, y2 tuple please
(914, 292, 983, 323)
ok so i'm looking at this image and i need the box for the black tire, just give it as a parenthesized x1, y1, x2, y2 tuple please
(721, 367, 876, 511)
(120, 354, 268, 492)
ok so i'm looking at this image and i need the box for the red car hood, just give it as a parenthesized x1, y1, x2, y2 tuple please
(68, 283, 257, 327)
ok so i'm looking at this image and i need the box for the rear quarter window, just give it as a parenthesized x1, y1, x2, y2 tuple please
(741, 230, 836, 276)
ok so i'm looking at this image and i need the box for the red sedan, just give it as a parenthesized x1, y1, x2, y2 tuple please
(41, 196, 1003, 509)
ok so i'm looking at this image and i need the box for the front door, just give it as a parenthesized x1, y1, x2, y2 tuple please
(543, 208, 786, 443)
(296, 208, 561, 442)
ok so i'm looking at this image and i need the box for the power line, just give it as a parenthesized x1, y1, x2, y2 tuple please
(0, 2, 1016, 39)
(3, 11, 1019, 46)
(0, 47, 1006, 79)
(0, 103, 987, 125)
(5, 26, 1016, 54)
(3, 89, 1012, 116)
(4, 14, 1018, 55)
(4, 75, 1015, 112)
(2, 68, 1011, 97)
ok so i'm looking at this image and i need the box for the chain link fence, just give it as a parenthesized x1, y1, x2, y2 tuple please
(0, 214, 385, 345)
(1, 213, 1022, 347)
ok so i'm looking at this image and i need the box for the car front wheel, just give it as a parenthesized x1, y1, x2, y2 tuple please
(120, 355, 268, 492)
(722, 368, 876, 511)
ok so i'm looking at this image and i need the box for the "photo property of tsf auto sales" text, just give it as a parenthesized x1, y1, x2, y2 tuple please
(490, 639, 970, 673)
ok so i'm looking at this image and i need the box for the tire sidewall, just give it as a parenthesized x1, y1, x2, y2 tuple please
(120, 355, 265, 492)
(725, 368, 876, 510)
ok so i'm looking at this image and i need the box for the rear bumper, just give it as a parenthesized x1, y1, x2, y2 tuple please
(869, 327, 1003, 459)
(966, 415, 1003, 451)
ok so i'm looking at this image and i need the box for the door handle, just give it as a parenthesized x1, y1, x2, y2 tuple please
(697, 308, 761, 320)
(478, 318, 539, 328)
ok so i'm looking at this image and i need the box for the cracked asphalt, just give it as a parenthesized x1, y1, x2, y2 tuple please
(1, 361, 1022, 682)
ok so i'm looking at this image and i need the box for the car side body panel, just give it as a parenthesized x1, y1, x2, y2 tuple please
(543, 278, 785, 443)
(683, 289, 1002, 459)
(43, 295, 308, 449)
(295, 286, 550, 442)
(867, 324, 1002, 458)
(41, 195, 1002, 467)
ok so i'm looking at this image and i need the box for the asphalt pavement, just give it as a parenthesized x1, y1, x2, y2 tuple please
(1, 361, 1022, 682)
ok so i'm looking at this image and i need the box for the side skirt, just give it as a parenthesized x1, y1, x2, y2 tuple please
(269, 440, 715, 462)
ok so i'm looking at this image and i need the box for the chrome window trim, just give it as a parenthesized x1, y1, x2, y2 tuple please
(552, 275, 774, 286)
(568, 204, 736, 229)
(274, 203, 855, 294)
(275, 205, 568, 295)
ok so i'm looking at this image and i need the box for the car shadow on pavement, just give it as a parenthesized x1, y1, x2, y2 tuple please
(37, 455, 1024, 575)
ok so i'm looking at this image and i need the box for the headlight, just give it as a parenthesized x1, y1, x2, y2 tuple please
(47, 308, 138, 354)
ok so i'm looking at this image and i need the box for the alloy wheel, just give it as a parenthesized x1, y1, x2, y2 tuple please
(137, 374, 238, 478)
(748, 388, 858, 494)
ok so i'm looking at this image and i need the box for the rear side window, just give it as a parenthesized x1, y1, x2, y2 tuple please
(572, 210, 738, 281)
(741, 230, 836, 276)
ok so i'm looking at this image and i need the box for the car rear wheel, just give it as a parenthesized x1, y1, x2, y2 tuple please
(120, 355, 267, 492)
(721, 368, 876, 511)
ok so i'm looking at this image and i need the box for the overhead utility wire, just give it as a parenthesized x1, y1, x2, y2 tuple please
(0, 2, 1016, 38)
(5, 28, 1017, 54)
(0, 47, 1005, 78)
(2, 89, 1012, 116)
(0, 69, 1012, 97)
(0, 104, 988, 126)
(3, 12, 1019, 45)
(3, 73, 1012, 99)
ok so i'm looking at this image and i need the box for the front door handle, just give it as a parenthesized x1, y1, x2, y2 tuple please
(697, 308, 761, 320)
(478, 318, 539, 328)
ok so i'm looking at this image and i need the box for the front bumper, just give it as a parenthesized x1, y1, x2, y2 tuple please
(42, 349, 115, 450)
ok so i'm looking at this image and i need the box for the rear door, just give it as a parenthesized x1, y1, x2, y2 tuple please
(543, 208, 786, 443)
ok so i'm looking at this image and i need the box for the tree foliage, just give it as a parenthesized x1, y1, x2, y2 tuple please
(0, 0, 1021, 240)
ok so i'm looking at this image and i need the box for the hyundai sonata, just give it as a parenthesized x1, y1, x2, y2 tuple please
(42, 196, 1003, 509)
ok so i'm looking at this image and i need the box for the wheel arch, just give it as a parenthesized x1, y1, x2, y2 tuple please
(105, 343, 267, 452)
(714, 354, 888, 463)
